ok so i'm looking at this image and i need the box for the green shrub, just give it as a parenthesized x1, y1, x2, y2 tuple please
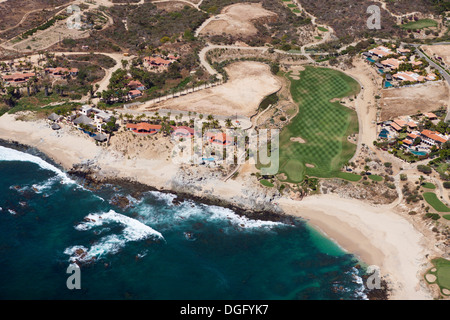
(425, 213, 441, 220)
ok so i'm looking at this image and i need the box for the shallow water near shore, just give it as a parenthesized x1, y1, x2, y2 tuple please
(0, 146, 370, 300)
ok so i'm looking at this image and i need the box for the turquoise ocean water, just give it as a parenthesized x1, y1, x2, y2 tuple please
(0, 145, 368, 300)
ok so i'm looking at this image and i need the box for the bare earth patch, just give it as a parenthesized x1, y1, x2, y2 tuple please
(305, 163, 315, 168)
(422, 45, 450, 66)
(142, 61, 281, 117)
(379, 81, 450, 121)
(199, 2, 277, 37)
(290, 137, 306, 143)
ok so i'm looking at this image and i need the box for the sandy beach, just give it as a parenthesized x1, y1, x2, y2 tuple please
(0, 113, 440, 299)
(279, 195, 435, 300)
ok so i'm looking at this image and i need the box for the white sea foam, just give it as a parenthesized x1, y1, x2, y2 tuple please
(137, 195, 287, 233)
(0, 146, 74, 185)
(67, 210, 164, 263)
(147, 191, 177, 205)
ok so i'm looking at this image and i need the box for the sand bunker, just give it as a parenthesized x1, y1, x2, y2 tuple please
(425, 273, 437, 283)
(199, 3, 277, 37)
(305, 163, 315, 168)
(290, 137, 306, 143)
(142, 61, 281, 117)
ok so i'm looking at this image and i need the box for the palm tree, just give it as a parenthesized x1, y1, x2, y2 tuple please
(225, 118, 232, 128)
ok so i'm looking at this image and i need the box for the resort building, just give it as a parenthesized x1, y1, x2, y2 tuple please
(81, 105, 93, 116)
(48, 113, 62, 122)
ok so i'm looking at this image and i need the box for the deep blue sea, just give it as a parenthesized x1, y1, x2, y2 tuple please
(0, 145, 368, 300)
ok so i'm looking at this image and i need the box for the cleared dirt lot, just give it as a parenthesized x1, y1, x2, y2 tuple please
(379, 81, 450, 121)
(141, 61, 282, 117)
(421, 45, 450, 67)
(199, 2, 277, 37)
(4, 19, 89, 52)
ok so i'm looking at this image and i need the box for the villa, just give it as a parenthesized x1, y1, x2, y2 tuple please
(393, 71, 424, 82)
(144, 56, 173, 67)
(369, 46, 394, 58)
(2, 72, 36, 84)
(420, 130, 447, 147)
(44, 67, 79, 78)
(397, 48, 411, 55)
(173, 126, 195, 138)
(126, 123, 162, 135)
(128, 80, 146, 91)
(381, 58, 403, 70)
(424, 113, 438, 120)
(207, 132, 235, 146)
(128, 90, 142, 99)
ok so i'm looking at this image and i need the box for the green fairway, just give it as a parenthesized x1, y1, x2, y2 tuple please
(260, 179, 274, 187)
(278, 66, 360, 182)
(421, 182, 436, 190)
(368, 175, 383, 182)
(423, 192, 450, 212)
(425, 258, 450, 296)
(400, 19, 438, 30)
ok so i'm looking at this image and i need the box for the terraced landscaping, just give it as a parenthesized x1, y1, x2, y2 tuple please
(277, 66, 360, 182)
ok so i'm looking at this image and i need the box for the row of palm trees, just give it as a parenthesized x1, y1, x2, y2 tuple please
(119, 111, 235, 130)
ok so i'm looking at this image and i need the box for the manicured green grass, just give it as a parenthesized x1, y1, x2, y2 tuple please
(368, 175, 383, 182)
(400, 19, 438, 30)
(337, 172, 362, 182)
(423, 192, 450, 212)
(277, 66, 360, 182)
(260, 179, 274, 187)
(422, 182, 436, 190)
(443, 215, 450, 221)
(292, 9, 301, 13)
(425, 258, 450, 296)
(317, 26, 328, 32)
(287, 3, 296, 7)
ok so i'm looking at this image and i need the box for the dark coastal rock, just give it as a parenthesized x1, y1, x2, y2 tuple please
(110, 195, 130, 210)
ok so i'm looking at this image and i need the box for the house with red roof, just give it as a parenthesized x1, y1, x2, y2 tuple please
(420, 130, 447, 147)
(128, 90, 142, 99)
(172, 126, 194, 138)
(144, 56, 173, 66)
(2, 72, 36, 84)
(206, 132, 235, 146)
(126, 123, 161, 135)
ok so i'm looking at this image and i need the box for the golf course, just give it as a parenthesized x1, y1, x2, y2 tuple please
(278, 66, 360, 182)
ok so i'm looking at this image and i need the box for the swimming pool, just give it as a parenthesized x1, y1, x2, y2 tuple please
(384, 81, 393, 88)
(409, 149, 427, 156)
(366, 58, 376, 63)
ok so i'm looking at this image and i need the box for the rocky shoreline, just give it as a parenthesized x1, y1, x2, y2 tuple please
(0, 137, 390, 300)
